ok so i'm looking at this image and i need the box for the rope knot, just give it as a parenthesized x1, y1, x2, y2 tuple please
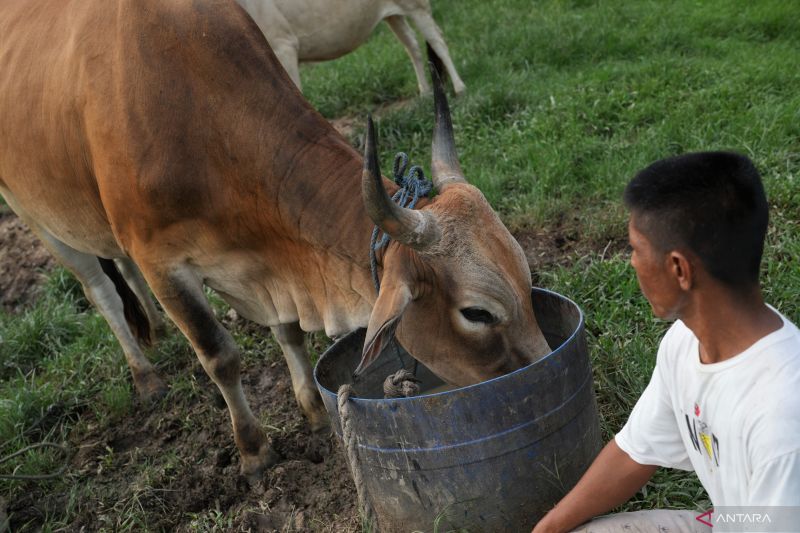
(383, 369, 421, 399)
(392, 152, 433, 199)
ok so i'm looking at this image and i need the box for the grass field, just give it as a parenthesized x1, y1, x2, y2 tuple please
(1, 0, 799, 530)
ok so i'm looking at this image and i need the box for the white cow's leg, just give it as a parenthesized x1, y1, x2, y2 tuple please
(235, 0, 301, 89)
(272, 41, 302, 91)
(386, 15, 431, 96)
(141, 267, 276, 479)
(408, 11, 466, 94)
(115, 257, 167, 339)
(272, 322, 328, 431)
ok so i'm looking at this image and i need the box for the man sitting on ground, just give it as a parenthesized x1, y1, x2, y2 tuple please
(533, 152, 800, 532)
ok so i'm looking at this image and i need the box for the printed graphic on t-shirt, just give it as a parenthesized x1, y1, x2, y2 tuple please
(685, 403, 719, 472)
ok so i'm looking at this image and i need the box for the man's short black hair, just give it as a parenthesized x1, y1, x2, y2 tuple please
(624, 151, 768, 286)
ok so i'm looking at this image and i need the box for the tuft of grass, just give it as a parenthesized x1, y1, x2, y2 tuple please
(44, 267, 89, 310)
(185, 508, 236, 532)
(0, 300, 82, 381)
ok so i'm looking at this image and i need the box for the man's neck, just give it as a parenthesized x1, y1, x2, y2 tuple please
(679, 285, 783, 364)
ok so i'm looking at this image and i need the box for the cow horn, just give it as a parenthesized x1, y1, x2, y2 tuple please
(428, 44, 466, 190)
(362, 116, 440, 250)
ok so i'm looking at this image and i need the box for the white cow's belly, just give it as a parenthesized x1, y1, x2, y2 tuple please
(272, 0, 401, 61)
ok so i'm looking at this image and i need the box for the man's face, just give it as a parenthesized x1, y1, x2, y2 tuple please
(628, 215, 686, 320)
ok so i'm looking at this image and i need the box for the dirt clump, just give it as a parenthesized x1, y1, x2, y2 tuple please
(0, 209, 55, 313)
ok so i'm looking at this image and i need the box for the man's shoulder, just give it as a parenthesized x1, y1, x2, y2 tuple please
(752, 308, 800, 368)
(773, 308, 800, 347)
(663, 319, 694, 342)
(655, 320, 696, 365)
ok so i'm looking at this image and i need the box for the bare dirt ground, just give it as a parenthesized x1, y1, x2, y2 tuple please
(9, 349, 359, 532)
(328, 97, 416, 142)
(0, 207, 56, 313)
(0, 195, 623, 531)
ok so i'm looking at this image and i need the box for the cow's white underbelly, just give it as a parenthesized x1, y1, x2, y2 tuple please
(198, 249, 373, 337)
(274, 0, 403, 61)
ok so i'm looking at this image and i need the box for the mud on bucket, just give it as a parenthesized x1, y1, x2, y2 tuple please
(314, 288, 602, 532)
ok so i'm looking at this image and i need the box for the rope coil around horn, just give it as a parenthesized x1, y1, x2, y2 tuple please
(369, 152, 433, 292)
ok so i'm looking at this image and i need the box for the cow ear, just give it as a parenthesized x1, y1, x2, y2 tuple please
(356, 282, 412, 376)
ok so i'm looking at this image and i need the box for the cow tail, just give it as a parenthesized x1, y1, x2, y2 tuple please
(97, 258, 153, 347)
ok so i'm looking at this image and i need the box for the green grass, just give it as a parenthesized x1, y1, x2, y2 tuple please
(0, 270, 121, 501)
(2, 0, 799, 529)
(303, 0, 800, 230)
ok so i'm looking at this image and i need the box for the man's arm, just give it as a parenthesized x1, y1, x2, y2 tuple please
(531, 440, 657, 533)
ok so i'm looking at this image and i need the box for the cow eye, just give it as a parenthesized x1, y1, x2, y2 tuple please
(460, 307, 497, 325)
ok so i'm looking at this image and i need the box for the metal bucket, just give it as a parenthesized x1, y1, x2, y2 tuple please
(314, 288, 602, 532)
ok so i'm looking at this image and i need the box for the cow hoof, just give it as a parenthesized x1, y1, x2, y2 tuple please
(134, 370, 168, 402)
(298, 389, 329, 432)
(310, 414, 330, 433)
(240, 445, 280, 485)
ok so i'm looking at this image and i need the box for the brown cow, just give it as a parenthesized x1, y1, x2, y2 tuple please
(0, 0, 550, 478)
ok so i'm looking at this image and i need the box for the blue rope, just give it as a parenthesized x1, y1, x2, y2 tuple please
(370, 153, 433, 292)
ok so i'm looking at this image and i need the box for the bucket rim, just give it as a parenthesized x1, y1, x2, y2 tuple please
(313, 286, 585, 404)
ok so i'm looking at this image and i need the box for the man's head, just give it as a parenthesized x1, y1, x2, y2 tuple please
(624, 151, 768, 318)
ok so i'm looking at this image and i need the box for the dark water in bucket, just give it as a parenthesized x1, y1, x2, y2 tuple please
(314, 288, 602, 532)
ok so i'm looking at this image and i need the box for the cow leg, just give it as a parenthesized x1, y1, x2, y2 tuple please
(272, 41, 302, 91)
(141, 268, 276, 479)
(236, 0, 302, 90)
(385, 15, 431, 95)
(52, 246, 166, 400)
(408, 11, 466, 94)
(115, 257, 168, 340)
(272, 322, 328, 431)
(8, 226, 165, 399)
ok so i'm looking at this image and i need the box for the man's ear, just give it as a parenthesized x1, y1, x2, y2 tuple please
(356, 282, 413, 376)
(669, 251, 694, 291)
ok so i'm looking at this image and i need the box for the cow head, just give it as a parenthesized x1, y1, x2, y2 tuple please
(356, 51, 552, 386)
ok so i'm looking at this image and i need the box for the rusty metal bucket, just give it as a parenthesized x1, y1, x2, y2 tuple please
(314, 288, 602, 532)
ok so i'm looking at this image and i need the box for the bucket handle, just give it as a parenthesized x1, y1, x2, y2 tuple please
(338, 384, 378, 530)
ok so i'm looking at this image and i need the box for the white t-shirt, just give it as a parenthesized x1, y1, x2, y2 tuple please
(615, 308, 800, 505)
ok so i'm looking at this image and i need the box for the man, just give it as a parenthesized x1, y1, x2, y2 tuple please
(533, 152, 800, 532)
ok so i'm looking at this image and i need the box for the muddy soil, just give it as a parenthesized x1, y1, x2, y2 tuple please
(1, 209, 360, 531)
(0, 207, 56, 313)
(7, 317, 360, 532)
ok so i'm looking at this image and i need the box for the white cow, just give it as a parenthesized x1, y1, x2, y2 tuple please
(236, 0, 466, 95)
